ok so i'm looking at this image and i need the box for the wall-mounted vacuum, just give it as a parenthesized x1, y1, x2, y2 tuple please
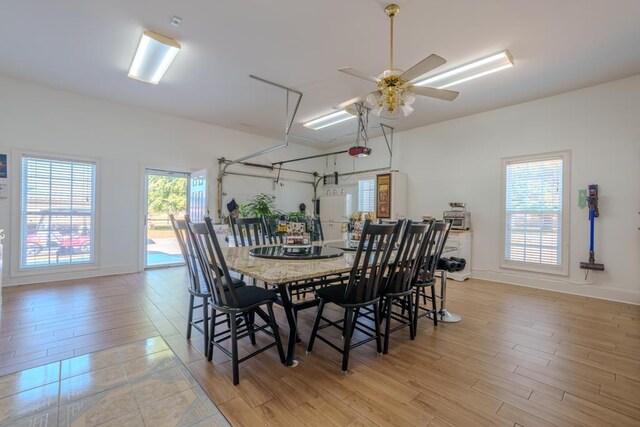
(580, 184, 605, 278)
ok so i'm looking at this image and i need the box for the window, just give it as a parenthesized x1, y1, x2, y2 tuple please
(502, 151, 570, 274)
(357, 178, 375, 212)
(20, 155, 97, 269)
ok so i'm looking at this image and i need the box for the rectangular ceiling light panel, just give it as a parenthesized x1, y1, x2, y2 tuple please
(303, 110, 356, 130)
(415, 51, 513, 89)
(128, 31, 181, 84)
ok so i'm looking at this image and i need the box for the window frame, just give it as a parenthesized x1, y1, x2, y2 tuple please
(357, 176, 376, 213)
(500, 150, 571, 276)
(11, 149, 101, 277)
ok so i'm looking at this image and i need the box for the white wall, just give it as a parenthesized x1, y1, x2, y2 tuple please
(383, 75, 639, 303)
(2, 74, 638, 303)
(0, 76, 323, 285)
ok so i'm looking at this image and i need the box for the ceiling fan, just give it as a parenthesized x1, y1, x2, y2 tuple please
(337, 3, 459, 119)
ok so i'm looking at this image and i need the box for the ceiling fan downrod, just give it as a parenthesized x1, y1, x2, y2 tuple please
(385, 4, 399, 71)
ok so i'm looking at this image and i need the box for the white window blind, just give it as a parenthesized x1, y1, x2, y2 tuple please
(504, 157, 564, 268)
(358, 178, 375, 212)
(20, 156, 96, 269)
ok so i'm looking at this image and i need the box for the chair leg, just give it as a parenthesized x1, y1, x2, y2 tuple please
(267, 303, 286, 364)
(342, 310, 348, 338)
(379, 295, 386, 319)
(341, 308, 354, 373)
(399, 294, 406, 317)
(350, 307, 361, 339)
(431, 285, 438, 326)
(306, 299, 325, 354)
(413, 288, 421, 337)
(383, 297, 393, 354)
(230, 314, 239, 386)
(202, 298, 209, 357)
(407, 294, 415, 340)
(293, 308, 302, 343)
(208, 309, 216, 361)
(244, 313, 256, 345)
(186, 294, 194, 340)
(373, 301, 383, 355)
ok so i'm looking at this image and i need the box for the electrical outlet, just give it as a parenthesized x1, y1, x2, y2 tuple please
(578, 189, 587, 209)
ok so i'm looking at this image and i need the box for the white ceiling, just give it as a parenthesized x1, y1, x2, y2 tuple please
(2, 0, 640, 146)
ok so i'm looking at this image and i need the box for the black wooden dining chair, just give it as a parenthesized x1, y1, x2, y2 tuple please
(170, 215, 246, 357)
(379, 220, 432, 353)
(413, 220, 452, 334)
(306, 220, 400, 373)
(230, 216, 272, 246)
(186, 215, 285, 385)
(170, 214, 211, 354)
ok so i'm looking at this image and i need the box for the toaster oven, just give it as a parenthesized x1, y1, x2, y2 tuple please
(443, 202, 471, 230)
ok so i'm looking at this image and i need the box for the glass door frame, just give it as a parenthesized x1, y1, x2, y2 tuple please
(143, 168, 191, 269)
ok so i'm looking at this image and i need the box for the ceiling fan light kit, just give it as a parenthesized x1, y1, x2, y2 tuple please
(128, 31, 181, 84)
(415, 51, 514, 89)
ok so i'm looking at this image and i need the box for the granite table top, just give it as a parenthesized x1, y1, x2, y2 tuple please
(221, 242, 356, 285)
(221, 239, 456, 285)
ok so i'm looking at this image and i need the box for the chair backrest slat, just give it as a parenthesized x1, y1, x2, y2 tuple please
(344, 220, 400, 304)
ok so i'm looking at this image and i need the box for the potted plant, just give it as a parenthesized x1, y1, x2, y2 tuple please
(241, 193, 282, 236)
(243, 193, 281, 218)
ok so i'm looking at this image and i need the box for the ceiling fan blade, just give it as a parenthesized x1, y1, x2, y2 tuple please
(401, 54, 447, 83)
(338, 67, 380, 83)
(334, 91, 377, 110)
(411, 86, 459, 101)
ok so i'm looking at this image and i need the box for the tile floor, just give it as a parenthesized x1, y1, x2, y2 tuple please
(0, 336, 230, 427)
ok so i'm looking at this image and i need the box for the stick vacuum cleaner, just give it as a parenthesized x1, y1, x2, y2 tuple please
(580, 184, 605, 276)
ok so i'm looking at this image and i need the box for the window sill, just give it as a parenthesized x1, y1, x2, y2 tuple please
(11, 262, 100, 278)
(500, 261, 569, 277)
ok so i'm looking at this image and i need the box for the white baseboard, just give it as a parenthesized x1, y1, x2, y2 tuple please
(472, 269, 640, 305)
(3, 264, 140, 287)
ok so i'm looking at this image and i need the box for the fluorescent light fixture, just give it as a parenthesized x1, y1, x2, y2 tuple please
(415, 51, 513, 89)
(303, 110, 356, 130)
(128, 31, 181, 84)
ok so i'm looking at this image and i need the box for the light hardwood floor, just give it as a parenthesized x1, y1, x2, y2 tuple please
(1, 268, 639, 426)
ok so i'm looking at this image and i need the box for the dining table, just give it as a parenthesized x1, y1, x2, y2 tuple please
(221, 241, 356, 366)
(221, 240, 460, 366)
